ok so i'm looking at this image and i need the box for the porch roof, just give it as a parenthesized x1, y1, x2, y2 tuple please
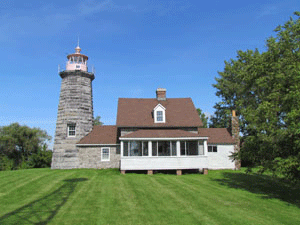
(77, 125, 118, 145)
(198, 128, 235, 144)
(120, 129, 208, 140)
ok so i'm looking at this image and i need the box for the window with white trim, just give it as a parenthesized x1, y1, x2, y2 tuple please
(208, 145, 217, 152)
(67, 124, 76, 137)
(101, 148, 110, 161)
(153, 104, 166, 123)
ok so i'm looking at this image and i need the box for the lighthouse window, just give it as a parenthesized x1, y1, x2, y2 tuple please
(68, 124, 76, 137)
(78, 57, 82, 64)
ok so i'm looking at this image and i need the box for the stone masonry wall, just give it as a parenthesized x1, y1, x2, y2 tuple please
(78, 146, 120, 169)
(51, 71, 94, 169)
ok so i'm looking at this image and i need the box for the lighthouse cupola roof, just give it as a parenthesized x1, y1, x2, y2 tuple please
(66, 43, 88, 72)
(75, 45, 81, 54)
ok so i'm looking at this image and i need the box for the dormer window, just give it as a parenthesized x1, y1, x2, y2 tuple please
(154, 104, 166, 123)
(157, 111, 163, 121)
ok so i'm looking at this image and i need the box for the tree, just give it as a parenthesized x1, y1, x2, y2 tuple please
(93, 115, 103, 126)
(213, 12, 300, 180)
(209, 103, 232, 128)
(0, 123, 51, 170)
(196, 108, 208, 128)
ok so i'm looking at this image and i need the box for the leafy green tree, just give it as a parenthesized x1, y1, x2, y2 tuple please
(93, 115, 103, 126)
(209, 103, 232, 128)
(0, 123, 51, 170)
(197, 108, 208, 128)
(30, 145, 53, 168)
(213, 12, 300, 180)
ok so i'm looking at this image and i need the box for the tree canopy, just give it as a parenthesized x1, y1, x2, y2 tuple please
(212, 12, 300, 180)
(93, 115, 103, 126)
(197, 108, 208, 128)
(0, 123, 52, 170)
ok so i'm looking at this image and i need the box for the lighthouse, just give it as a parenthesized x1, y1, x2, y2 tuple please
(51, 44, 95, 169)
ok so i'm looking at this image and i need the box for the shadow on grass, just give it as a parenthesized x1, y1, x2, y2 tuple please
(213, 172, 300, 207)
(0, 178, 88, 225)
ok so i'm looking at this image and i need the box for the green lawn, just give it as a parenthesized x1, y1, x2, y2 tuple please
(0, 168, 299, 225)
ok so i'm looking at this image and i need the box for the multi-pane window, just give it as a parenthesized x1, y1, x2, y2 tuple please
(157, 111, 163, 121)
(123, 141, 148, 157)
(180, 141, 198, 156)
(101, 148, 110, 161)
(68, 124, 76, 137)
(208, 146, 217, 152)
(152, 141, 177, 156)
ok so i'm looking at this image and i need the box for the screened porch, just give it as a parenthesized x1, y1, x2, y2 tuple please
(119, 138, 208, 171)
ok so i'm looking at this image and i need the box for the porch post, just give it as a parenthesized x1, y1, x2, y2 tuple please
(176, 141, 180, 157)
(120, 141, 124, 157)
(204, 139, 208, 156)
(148, 141, 152, 156)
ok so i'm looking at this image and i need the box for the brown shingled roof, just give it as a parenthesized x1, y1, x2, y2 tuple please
(77, 125, 118, 145)
(116, 98, 202, 128)
(120, 129, 207, 139)
(198, 128, 235, 144)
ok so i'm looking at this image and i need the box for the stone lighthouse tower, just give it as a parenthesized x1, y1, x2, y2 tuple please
(51, 44, 95, 169)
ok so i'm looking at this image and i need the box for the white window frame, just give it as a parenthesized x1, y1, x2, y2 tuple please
(153, 104, 166, 123)
(101, 147, 110, 161)
(67, 124, 76, 137)
(151, 141, 177, 157)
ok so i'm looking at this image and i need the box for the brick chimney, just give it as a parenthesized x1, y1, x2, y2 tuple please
(156, 88, 166, 101)
(232, 110, 241, 170)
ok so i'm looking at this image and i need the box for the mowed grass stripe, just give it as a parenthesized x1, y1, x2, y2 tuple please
(184, 173, 300, 225)
(151, 175, 220, 225)
(122, 174, 191, 225)
(48, 169, 98, 224)
(0, 169, 76, 217)
(0, 169, 51, 190)
(0, 169, 300, 225)
(155, 175, 279, 225)
(150, 175, 212, 224)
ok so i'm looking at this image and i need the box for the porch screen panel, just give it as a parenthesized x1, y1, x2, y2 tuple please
(171, 141, 177, 156)
(130, 141, 142, 156)
(142, 141, 148, 156)
(187, 141, 198, 155)
(180, 141, 185, 155)
(123, 141, 128, 156)
(198, 141, 204, 155)
(152, 141, 157, 156)
(158, 141, 170, 156)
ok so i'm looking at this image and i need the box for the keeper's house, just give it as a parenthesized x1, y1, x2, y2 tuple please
(77, 88, 240, 174)
(51, 45, 240, 175)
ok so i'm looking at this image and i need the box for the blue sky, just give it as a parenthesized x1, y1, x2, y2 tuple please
(0, 0, 298, 148)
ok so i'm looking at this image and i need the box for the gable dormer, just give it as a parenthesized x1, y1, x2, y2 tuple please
(154, 104, 166, 123)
